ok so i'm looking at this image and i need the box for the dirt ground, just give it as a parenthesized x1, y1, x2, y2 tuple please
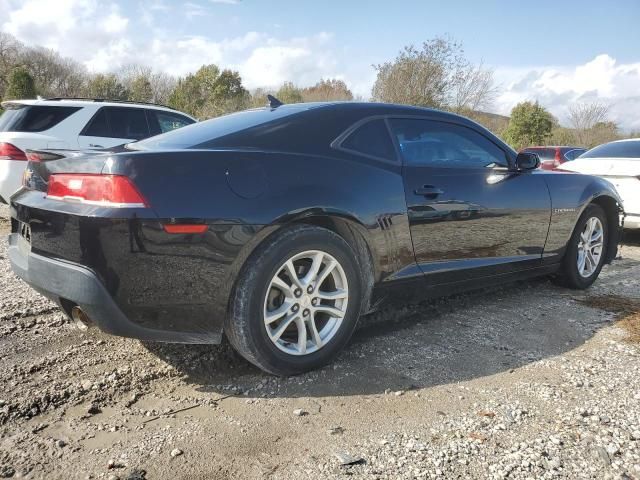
(1, 204, 639, 479)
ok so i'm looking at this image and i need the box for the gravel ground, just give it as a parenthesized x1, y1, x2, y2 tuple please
(1, 203, 639, 480)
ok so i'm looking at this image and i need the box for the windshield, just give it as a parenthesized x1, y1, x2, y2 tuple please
(0, 104, 81, 132)
(128, 106, 307, 151)
(581, 140, 640, 159)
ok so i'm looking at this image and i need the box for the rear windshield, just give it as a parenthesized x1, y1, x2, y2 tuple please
(522, 147, 556, 160)
(0, 104, 81, 132)
(581, 141, 640, 159)
(128, 106, 306, 151)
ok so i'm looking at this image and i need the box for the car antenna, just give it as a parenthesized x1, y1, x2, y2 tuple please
(267, 94, 284, 108)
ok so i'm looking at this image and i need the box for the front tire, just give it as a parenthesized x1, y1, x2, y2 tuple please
(555, 204, 608, 289)
(226, 225, 363, 376)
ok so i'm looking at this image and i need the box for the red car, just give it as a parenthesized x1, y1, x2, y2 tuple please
(521, 146, 586, 170)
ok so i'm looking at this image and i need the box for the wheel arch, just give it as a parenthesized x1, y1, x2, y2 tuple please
(223, 212, 379, 329)
(589, 194, 622, 264)
(286, 214, 377, 314)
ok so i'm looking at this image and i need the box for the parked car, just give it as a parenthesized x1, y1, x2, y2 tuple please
(521, 146, 586, 170)
(560, 138, 640, 229)
(0, 98, 196, 204)
(9, 101, 622, 375)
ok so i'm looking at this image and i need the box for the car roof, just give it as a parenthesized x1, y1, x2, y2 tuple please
(605, 138, 640, 144)
(0, 98, 195, 119)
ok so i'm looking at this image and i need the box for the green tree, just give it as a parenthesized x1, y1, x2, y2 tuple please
(549, 126, 577, 146)
(276, 82, 303, 104)
(301, 79, 353, 102)
(128, 75, 153, 103)
(371, 36, 496, 112)
(4, 66, 36, 100)
(86, 73, 128, 100)
(502, 101, 555, 149)
(168, 64, 248, 119)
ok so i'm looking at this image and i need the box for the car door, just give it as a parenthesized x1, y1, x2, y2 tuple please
(78, 107, 150, 149)
(389, 117, 551, 283)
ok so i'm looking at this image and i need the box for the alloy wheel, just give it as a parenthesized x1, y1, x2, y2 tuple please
(263, 250, 349, 355)
(577, 216, 604, 278)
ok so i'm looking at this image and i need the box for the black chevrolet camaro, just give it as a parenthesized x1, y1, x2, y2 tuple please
(8, 101, 622, 375)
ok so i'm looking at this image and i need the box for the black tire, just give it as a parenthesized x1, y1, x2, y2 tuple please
(554, 204, 608, 289)
(226, 225, 363, 376)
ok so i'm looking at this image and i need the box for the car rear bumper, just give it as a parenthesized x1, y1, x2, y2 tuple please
(0, 160, 25, 204)
(624, 214, 640, 229)
(8, 232, 222, 344)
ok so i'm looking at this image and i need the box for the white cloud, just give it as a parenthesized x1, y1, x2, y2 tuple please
(209, 0, 241, 4)
(494, 55, 640, 131)
(4, 0, 637, 129)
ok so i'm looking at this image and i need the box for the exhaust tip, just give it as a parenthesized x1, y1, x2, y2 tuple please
(71, 306, 91, 331)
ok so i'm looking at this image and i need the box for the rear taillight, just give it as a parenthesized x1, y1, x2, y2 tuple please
(0, 142, 27, 161)
(47, 174, 148, 208)
(26, 150, 65, 162)
(553, 148, 562, 167)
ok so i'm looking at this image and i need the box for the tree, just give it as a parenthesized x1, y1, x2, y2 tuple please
(168, 64, 249, 119)
(249, 87, 273, 107)
(301, 79, 353, 102)
(86, 73, 128, 100)
(568, 102, 612, 147)
(549, 126, 577, 146)
(371, 36, 496, 112)
(120, 64, 177, 105)
(586, 121, 620, 148)
(4, 66, 36, 100)
(128, 75, 154, 103)
(502, 101, 555, 149)
(276, 82, 303, 104)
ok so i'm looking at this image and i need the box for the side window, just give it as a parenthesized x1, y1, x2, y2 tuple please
(107, 107, 149, 140)
(565, 149, 585, 161)
(81, 108, 110, 137)
(389, 119, 508, 168)
(340, 119, 396, 161)
(153, 111, 194, 134)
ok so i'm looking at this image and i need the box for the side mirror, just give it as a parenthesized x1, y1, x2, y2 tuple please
(515, 152, 540, 171)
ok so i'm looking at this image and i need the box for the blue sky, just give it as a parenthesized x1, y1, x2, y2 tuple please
(2, 0, 640, 128)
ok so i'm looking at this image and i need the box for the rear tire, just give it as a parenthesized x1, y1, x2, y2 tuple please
(554, 204, 608, 289)
(226, 225, 363, 376)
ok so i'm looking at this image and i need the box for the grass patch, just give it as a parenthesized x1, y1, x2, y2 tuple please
(579, 294, 640, 343)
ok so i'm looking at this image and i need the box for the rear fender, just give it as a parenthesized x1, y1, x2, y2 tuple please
(543, 172, 622, 263)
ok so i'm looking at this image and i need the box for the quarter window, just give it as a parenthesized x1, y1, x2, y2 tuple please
(151, 111, 194, 135)
(390, 119, 508, 168)
(340, 119, 396, 161)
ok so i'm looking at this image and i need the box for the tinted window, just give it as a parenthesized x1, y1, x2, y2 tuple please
(564, 148, 586, 161)
(130, 106, 307, 151)
(390, 119, 508, 168)
(581, 141, 640, 159)
(82, 108, 109, 136)
(81, 107, 150, 140)
(340, 119, 396, 161)
(150, 111, 194, 135)
(0, 105, 81, 132)
(108, 107, 149, 140)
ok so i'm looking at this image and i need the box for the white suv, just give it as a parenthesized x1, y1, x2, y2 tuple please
(0, 98, 196, 203)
